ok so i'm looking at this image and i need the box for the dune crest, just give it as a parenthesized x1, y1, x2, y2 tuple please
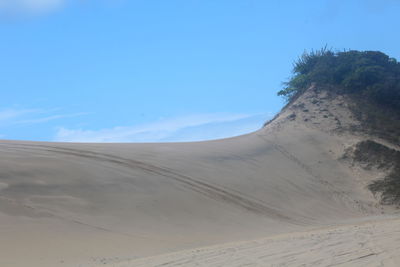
(0, 86, 399, 266)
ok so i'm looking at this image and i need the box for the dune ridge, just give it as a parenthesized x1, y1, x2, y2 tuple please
(0, 86, 399, 266)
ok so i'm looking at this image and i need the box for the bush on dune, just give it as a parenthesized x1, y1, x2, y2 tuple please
(278, 48, 400, 145)
(278, 48, 400, 111)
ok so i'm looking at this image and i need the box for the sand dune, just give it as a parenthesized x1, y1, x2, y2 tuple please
(108, 216, 400, 267)
(0, 87, 399, 266)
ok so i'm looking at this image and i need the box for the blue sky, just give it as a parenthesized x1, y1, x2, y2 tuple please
(0, 0, 399, 142)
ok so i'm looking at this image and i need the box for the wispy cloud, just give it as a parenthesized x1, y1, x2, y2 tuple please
(0, 0, 65, 15)
(0, 107, 89, 140)
(0, 107, 88, 126)
(15, 112, 89, 125)
(54, 113, 271, 143)
(0, 108, 38, 121)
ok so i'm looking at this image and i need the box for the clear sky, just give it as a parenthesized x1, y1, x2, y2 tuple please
(0, 0, 399, 142)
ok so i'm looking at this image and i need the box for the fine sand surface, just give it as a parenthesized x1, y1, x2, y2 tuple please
(0, 88, 399, 266)
(107, 216, 400, 267)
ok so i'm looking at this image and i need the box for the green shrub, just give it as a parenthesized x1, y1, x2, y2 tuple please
(278, 49, 400, 111)
(352, 140, 400, 205)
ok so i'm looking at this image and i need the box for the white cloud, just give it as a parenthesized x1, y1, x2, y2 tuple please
(54, 113, 271, 143)
(0, 107, 87, 126)
(15, 112, 89, 125)
(0, 0, 65, 15)
(0, 108, 38, 121)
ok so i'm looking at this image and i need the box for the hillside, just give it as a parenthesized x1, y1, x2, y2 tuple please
(277, 49, 400, 205)
(278, 49, 400, 145)
(1, 50, 400, 267)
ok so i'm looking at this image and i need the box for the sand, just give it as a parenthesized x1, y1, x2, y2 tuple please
(109, 216, 400, 267)
(0, 87, 399, 266)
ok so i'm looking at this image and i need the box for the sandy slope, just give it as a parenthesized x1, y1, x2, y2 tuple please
(0, 87, 399, 266)
(107, 216, 400, 267)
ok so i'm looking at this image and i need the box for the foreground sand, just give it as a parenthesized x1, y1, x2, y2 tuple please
(108, 216, 400, 267)
(1, 88, 399, 266)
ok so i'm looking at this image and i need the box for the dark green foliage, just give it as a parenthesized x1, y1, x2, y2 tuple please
(278, 49, 400, 111)
(278, 48, 400, 145)
(369, 172, 400, 205)
(348, 98, 400, 145)
(351, 140, 400, 205)
(352, 140, 399, 169)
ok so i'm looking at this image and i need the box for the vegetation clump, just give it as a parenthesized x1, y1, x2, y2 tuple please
(278, 48, 400, 111)
(351, 140, 400, 205)
(278, 48, 400, 145)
